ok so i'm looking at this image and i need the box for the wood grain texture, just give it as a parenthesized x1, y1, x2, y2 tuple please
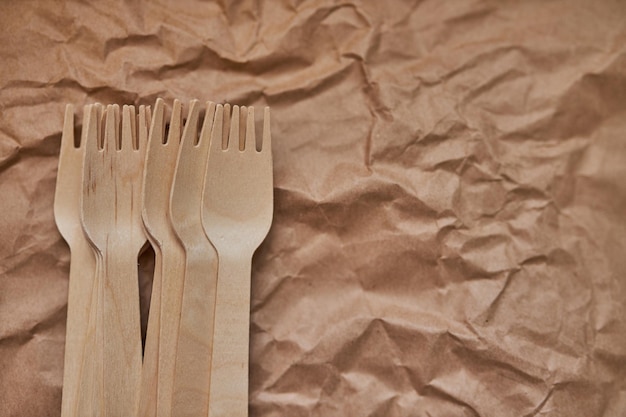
(147, 101, 188, 417)
(169, 100, 219, 417)
(80, 104, 149, 417)
(54, 105, 98, 417)
(76, 103, 105, 417)
(138, 98, 184, 417)
(203, 106, 273, 417)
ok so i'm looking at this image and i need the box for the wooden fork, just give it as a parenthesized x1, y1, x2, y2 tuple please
(140, 99, 187, 417)
(80, 104, 149, 417)
(169, 100, 219, 417)
(138, 98, 185, 417)
(203, 105, 273, 417)
(54, 104, 98, 417)
(75, 103, 104, 417)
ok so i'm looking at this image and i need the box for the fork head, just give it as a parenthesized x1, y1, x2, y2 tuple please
(54, 104, 85, 247)
(81, 104, 149, 253)
(169, 100, 217, 244)
(201, 104, 273, 256)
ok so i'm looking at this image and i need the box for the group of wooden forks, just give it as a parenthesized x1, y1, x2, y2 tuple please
(54, 98, 273, 417)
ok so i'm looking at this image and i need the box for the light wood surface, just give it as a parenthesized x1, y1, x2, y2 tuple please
(80, 104, 148, 417)
(75, 103, 105, 417)
(54, 104, 98, 417)
(138, 99, 168, 417)
(140, 99, 187, 417)
(57, 99, 273, 417)
(169, 100, 219, 417)
(203, 105, 273, 417)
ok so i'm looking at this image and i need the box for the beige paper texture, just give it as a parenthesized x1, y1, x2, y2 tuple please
(1, 1, 626, 416)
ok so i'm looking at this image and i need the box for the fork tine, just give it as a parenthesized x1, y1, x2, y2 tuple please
(61, 104, 74, 151)
(130, 105, 137, 148)
(85, 104, 100, 156)
(167, 99, 183, 145)
(239, 106, 247, 151)
(131, 106, 138, 149)
(81, 105, 92, 151)
(245, 107, 255, 151)
(181, 100, 200, 149)
(145, 105, 152, 129)
(261, 107, 271, 153)
(150, 99, 166, 146)
(94, 104, 104, 148)
(228, 105, 240, 151)
(198, 101, 216, 148)
(103, 105, 118, 152)
(138, 105, 149, 151)
(122, 105, 136, 151)
(221, 103, 231, 149)
(114, 105, 121, 149)
(209, 104, 224, 156)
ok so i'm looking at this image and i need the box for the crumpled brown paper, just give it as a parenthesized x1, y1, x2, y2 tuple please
(2, 1, 626, 416)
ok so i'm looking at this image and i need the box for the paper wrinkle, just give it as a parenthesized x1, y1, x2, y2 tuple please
(2, 0, 626, 416)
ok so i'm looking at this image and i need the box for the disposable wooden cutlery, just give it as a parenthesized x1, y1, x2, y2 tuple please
(169, 100, 220, 417)
(203, 105, 273, 417)
(56, 99, 274, 417)
(139, 99, 186, 417)
(75, 103, 104, 417)
(54, 104, 98, 417)
(80, 104, 149, 416)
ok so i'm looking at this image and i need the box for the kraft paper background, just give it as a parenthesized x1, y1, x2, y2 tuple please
(1, 1, 626, 416)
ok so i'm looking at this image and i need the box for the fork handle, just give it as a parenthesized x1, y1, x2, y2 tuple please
(61, 241, 96, 417)
(76, 252, 104, 417)
(171, 244, 218, 417)
(207, 252, 253, 417)
(155, 242, 186, 417)
(137, 245, 162, 417)
(102, 246, 143, 417)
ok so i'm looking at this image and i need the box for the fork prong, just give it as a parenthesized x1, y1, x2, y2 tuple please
(85, 104, 100, 155)
(228, 105, 240, 151)
(221, 103, 231, 149)
(95, 104, 104, 148)
(150, 99, 166, 146)
(61, 104, 75, 151)
(130, 105, 137, 149)
(239, 106, 247, 151)
(209, 104, 224, 155)
(122, 105, 136, 151)
(168, 100, 183, 145)
(245, 107, 255, 151)
(131, 106, 138, 149)
(146, 106, 152, 128)
(261, 107, 271, 153)
(81, 105, 92, 151)
(133, 106, 138, 137)
(114, 105, 121, 149)
(198, 101, 216, 148)
(138, 105, 149, 151)
(181, 100, 200, 149)
(104, 105, 119, 152)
